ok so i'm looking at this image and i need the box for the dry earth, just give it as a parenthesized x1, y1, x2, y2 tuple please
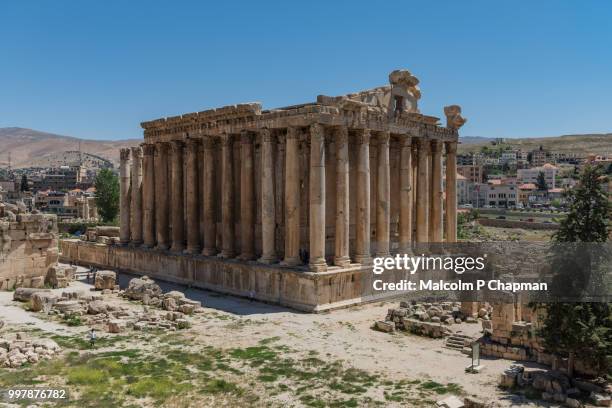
(0, 267, 560, 408)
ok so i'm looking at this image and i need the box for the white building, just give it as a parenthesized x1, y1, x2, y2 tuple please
(517, 163, 557, 189)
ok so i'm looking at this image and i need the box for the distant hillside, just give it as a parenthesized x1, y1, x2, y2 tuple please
(459, 136, 496, 145)
(458, 133, 612, 156)
(0, 127, 141, 169)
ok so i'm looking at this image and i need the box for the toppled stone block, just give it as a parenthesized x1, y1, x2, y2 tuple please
(499, 365, 523, 388)
(125, 276, 162, 300)
(436, 395, 464, 408)
(162, 297, 178, 311)
(30, 292, 58, 312)
(87, 300, 108, 315)
(107, 319, 127, 333)
(374, 320, 394, 333)
(14, 288, 51, 302)
(53, 300, 82, 314)
(179, 304, 195, 315)
(45, 266, 68, 289)
(94, 271, 116, 290)
(175, 319, 191, 330)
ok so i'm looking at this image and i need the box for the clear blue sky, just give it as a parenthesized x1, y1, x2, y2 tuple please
(1, 1, 610, 140)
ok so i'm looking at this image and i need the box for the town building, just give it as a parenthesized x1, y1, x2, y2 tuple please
(457, 164, 483, 183)
(517, 163, 557, 189)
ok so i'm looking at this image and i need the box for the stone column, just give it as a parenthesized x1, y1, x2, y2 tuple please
(119, 148, 131, 244)
(259, 129, 277, 264)
(130, 146, 143, 245)
(399, 136, 413, 252)
(239, 131, 255, 260)
(202, 138, 217, 256)
(281, 127, 301, 266)
(142, 144, 156, 248)
(445, 141, 458, 243)
(333, 126, 350, 267)
(82, 197, 89, 220)
(376, 131, 391, 257)
(170, 140, 185, 253)
(219, 134, 235, 258)
(185, 138, 200, 254)
(355, 129, 371, 264)
(416, 138, 430, 243)
(154, 143, 169, 250)
(430, 140, 443, 243)
(308, 123, 327, 272)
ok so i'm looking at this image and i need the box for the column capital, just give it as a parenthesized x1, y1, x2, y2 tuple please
(220, 133, 233, 147)
(202, 137, 216, 149)
(131, 145, 142, 159)
(430, 139, 443, 153)
(377, 131, 390, 145)
(286, 126, 300, 140)
(142, 143, 155, 156)
(259, 128, 274, 143)
(355, 129, 371, 145)
(170, 139, 184, 152)
(120, 148, 131, 161)
(185, 138, 199, 149)
(445, 141, 458, 154)
(335, 126, 349, 144)
(400, 135, 412, 148)
(310, 123, 324, 140)
(417, 137, 431, 152)
(240, 130, 254, 144)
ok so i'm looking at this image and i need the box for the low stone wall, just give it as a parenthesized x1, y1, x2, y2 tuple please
(0, 213, 59, 290)
(60, 239, 412, 312)
(477, 218, 559, 230)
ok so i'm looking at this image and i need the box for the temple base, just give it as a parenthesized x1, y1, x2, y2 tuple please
(60, 239, 407, 312)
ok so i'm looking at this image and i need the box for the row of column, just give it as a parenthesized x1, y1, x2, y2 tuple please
(119, 126, 458, 273)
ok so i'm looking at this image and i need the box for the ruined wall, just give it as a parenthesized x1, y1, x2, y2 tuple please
(0, 212, 59, 290)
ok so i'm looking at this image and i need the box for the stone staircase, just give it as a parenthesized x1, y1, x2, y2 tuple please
(445, 332, 475, 354)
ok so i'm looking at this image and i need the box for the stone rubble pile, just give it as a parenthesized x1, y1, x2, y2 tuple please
(0, 332, 61, 368)
(14, 275, 204, 334)
(375, 300, 490, 338)
(499, 365, 611, 407)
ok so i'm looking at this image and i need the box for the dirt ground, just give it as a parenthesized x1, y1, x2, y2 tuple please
(0, 267, 557, 407)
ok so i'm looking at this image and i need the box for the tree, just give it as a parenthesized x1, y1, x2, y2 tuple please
(536, 171, 548, 191)
(607, 162, 612, 175)
(94, 169, 119, 224)
(538, 165, 611, 377)
(19, 174, 29, 192)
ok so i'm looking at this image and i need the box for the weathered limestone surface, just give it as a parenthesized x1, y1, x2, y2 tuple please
(0, 212, 59, 290)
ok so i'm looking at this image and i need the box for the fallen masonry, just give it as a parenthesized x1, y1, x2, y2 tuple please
(13, 275, 204, 333)
(0, 331, 61, 368)
(375, 300, 490, 338)
(499, 365, 611, 407)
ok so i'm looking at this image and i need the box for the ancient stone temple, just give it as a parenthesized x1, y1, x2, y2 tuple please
(62, 70, 466, 311)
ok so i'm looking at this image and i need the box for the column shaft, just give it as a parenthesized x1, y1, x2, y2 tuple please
(282, 127, 301, 266)
(142, 144, 156, 248)
(119, 148, 131, 244)
(202, 138, 217, 255)
(219, 134, 235, 258)
(445, 142, 458, 242)
(355, 129, 371, 264)
(416, 139, 430, 243)
(376, 131, 391, 256)
(308, 123, 327, 271)
(399, 136, 413, 252)
(259, 129, 277, 263)
(334, 126, 350, 267)
(430, 140, 443, 242)
(239, 131, 255, 260)
(154, 143, 169, 250)
(185, 139, 200, 253)
(130, 146, 143, 245)
(170, 140, 185, 252)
